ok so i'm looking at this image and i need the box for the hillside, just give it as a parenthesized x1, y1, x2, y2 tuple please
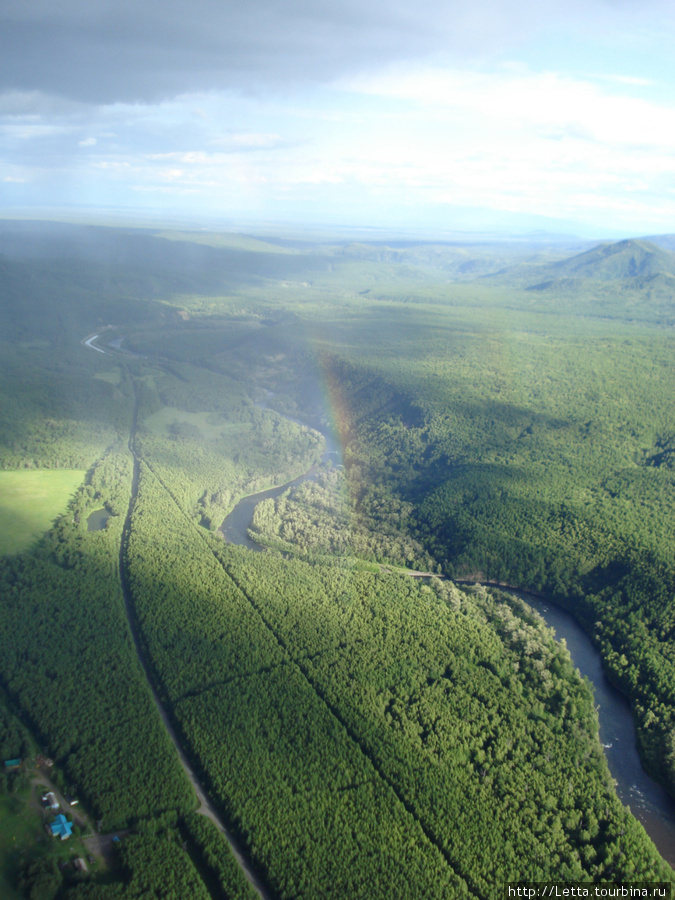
(486, 237, 675, 288)
(472, 238, 675, 325)
(547, 239, 675, 281)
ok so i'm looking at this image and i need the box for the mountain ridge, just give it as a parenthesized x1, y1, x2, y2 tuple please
(547, 238, 675, 281)
(487, 237, 675, 292)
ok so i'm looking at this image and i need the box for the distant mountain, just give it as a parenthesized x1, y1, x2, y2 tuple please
(489, 238, 675, 294)
(480, 237, 675, 324)
(542, 239, 675, 281)
(334, 239, 594, 281)
(641, 234, 675, 252)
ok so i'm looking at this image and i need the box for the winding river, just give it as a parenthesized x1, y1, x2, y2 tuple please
(84, 333, 675, 866)
(220, 423, 675, 867)
(220, 422, 342, 548)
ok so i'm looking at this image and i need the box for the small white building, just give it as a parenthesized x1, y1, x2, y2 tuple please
(42, 791, 59, 810)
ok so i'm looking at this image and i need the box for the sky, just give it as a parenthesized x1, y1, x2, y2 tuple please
(1, 0, 675, 238)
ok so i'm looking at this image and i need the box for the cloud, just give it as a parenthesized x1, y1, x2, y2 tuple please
(2, 0, 675, 235)
(346, 66, 675, 149)
(1, 122, 69, 141)
(0, 90, 84, 116)
(0, 0, 662, 105)
(592, 73, 655, 86)
(209, 133, 287, 150)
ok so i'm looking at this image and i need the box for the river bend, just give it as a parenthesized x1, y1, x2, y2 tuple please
(220, 423, 675, 867)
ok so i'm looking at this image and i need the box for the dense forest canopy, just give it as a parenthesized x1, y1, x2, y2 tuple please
(0, 220, 674, 897)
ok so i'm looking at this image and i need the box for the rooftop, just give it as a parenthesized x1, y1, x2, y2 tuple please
(49, 814, 73, 840)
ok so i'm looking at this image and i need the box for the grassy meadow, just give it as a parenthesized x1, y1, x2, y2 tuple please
(142, 406, 250, 442)
(0, 471, 86, 555)
(0, 787, 44, 900)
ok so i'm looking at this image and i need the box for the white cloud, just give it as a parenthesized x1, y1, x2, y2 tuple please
(3, 13, 675, 236)
(92, 160, 132, 170)
(1, 122, 67, 140)
(591, 73, 655, 86)
(291, 64, 672, 228)
(210, 133, 284, 149)
(344, 66, 675, 149)
(53, 62, 675, 233)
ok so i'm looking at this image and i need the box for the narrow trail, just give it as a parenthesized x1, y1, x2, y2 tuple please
(117, 367, 272, 900)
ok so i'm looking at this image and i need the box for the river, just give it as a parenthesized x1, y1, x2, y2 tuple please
(515, 590, 675, 866)
(219, 422, 675, 867)
(219, 419, 342, 547)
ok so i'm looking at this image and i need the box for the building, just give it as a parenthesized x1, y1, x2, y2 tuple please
(42, 791, 59, 810)
(48, 814, 73, 840)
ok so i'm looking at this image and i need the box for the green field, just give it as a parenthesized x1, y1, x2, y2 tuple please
(0, 789, 43, 900)
(143, 406, 249, 441)
(93, 368, 122, 385)
(0, 470, 86, 555)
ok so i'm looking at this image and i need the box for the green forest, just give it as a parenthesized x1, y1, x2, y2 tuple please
(0, 220, 674, 897)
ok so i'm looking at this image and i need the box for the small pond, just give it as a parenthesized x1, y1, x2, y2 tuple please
(87, 508, 113, 532)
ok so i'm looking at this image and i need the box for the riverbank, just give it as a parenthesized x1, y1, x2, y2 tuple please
(219, 435, 675, 865)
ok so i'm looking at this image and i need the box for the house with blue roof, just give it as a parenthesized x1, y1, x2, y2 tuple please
(48, 814, 73, 840)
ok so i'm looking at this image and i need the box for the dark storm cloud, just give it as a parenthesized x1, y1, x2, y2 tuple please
(0, 0, 635, 105)
(0, 0, 431, 103)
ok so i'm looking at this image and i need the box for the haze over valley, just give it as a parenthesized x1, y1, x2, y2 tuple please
(3, 1, 675, 897)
